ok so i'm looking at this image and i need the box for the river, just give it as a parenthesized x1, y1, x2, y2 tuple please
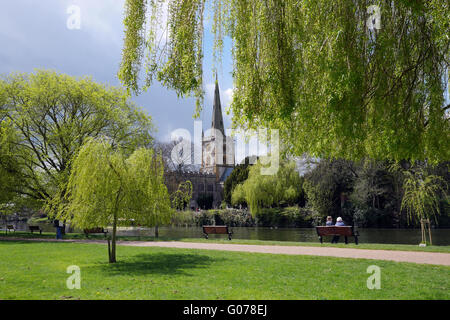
(8, 221, 450, 245)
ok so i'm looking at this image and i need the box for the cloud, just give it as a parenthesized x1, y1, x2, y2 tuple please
(0, 0, 233, 144)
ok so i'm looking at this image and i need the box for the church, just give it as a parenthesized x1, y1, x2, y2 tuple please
(165, 78, 235, 209)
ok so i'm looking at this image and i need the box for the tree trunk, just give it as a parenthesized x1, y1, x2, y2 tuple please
(155, 224, 159, 238)
(109, 210, 118, 263)
(109, 187, 122, 263)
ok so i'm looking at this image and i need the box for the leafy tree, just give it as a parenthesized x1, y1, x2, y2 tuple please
(0, 70, 154, 215)
(232, 160, 304, 214)
(401, 168, 448, 244)
(171, 181, 193, 210)
(349, 160, 401, 227)
(224, 162, 250, 206)
(119, 0, 449, 162)
(0, 122, 20, 206)
(303, 159, 356, 224)
(59, 138, 172, 263)
(231, 183, 246, 208)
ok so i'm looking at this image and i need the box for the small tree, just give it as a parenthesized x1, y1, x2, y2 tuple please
(60, 138, 172, 263)
(171, 181, 193, 211)
(401, 169, 447, 245)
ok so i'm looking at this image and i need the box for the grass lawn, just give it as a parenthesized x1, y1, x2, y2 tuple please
(1, 231, 450, 253)
(0, 240, 449, 300)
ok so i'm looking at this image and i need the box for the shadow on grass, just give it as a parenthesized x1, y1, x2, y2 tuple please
(0, 233, 190, 242)
(93, 252, 224, 277)
(0, 239, 44, 245)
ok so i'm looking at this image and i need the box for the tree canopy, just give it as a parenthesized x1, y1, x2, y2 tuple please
(119, 0, 449, 162)
(232, 160, 304, 215)
(0, 70, 154, 213)
(61, 138, 172, 262)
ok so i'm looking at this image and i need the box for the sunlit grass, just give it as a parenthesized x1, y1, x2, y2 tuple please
(0, 241, 449, 300)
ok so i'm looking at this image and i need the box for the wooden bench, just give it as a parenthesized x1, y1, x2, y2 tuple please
(84, 227, 108, 238)
(29, 226, 42, 234)
(202, 225, 233, 240)
(316, 226, 359, 245)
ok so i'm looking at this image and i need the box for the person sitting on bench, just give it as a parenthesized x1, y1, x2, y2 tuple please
(332, 217, 345, 243)
(326, 216, 333, 226)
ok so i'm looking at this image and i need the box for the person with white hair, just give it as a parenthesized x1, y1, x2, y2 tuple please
(332, 217, 345, 243)
(335, 217, 345, 226)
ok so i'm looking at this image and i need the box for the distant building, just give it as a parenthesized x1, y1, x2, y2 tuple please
(165, 78, 235, 209)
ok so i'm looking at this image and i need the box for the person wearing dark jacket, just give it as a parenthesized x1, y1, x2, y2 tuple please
(54, 219, 64, 240)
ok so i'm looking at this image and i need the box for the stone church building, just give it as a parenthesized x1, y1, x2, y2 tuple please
(165, 79, 235, 209)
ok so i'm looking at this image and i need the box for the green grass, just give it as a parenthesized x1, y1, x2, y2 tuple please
(0, 240, 449, 300)
(1, 231, 450, 253)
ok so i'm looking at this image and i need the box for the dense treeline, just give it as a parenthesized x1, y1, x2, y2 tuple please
(224, 159, 449, 228)
(171, 207, 313, 228)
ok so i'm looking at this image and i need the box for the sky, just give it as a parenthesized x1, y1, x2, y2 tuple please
(0, 0, 235, 143)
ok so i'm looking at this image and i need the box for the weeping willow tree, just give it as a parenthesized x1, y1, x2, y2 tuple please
(59, 138, 172, 263)
(401, 169, 448, 245)
(172, 180, 193, 210)
(232, 160, 303, 215)
(119, 0, 449, 162)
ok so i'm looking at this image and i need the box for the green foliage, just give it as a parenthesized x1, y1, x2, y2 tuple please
(230, 183, 245, 207)
(0, 70, 154, 215)
(60, 138, 172, 262)
(125, 148, 173, 227)
(349, 160, 402, 227)
(171, 208, 254, 227)
(254, 207, 313, 228)
(171, 207, 314, 228)
(119, 0, 205, 114)
(303, 180, 335, 225)
(304, 159, 398, 226)
(401, 169, 448, 225)
(224, 162, 249, 205)
(231, 160, 304, 215)
(171, 181, 193, 210)
(120, 0, 449, 162)
(303, 159, 450, 227)
(0, 121, 20, 208)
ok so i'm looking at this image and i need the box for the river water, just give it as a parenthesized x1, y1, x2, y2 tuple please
(8, 221, 450, 245)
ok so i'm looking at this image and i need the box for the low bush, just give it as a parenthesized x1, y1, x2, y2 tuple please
(171, 207, 314, 228)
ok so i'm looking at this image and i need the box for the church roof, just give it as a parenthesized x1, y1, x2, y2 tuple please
(219, 167, 234, 182)
(211, 75, 225, 136)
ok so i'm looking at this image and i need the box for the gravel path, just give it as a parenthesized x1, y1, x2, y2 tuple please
(119, 241, 450, 266)
(2, 237, 450, 266)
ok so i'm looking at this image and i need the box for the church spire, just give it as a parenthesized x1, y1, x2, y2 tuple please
(211, 74, 225, 136)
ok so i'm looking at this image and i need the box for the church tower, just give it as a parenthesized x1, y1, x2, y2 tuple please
(202, 76, 235, 180)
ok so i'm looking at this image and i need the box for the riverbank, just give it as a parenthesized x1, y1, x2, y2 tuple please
(2, 232, 450, 253)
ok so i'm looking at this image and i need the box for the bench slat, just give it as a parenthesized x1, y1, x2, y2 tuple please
(316, 226, 354, 236)
(315, 226, 359, 245)
(202, 225, 233, 240)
